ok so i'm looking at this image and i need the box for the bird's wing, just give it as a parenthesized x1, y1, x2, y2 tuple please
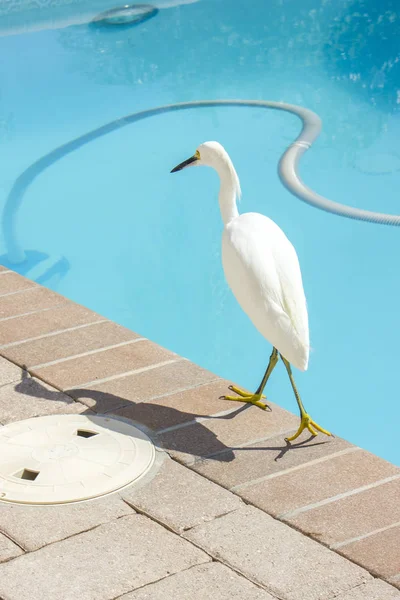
(223, 213, 309, 370)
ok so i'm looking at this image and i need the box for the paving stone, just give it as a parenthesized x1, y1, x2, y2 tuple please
(0, 271, 36, 295)
(71, 360, 218, 414)
(335, 579, 400, 599)
(238, 449, 399, 517)
(33, 340, 176, 389)
(390, 576, 400, 591)
(338, 525, 400, 580)
(191, 432, 351, 489)
(0, 287, 66, 320)
(122, 457, 242, 532)
(119, 563, 276, 599)
(0, 356, 22, 387)
(285, 478, 400, 547)
(185, 506, 371, 600)
(0, 302, 101, 346)
(2, 321, 139, 368)
(159, 401, 299, 465)
(0, 533, 23, 563)
(0, 495, 134, 551)
(0, 376, 87, 424)
(113, 379, 234, 431)
(0, 515, 209, 600)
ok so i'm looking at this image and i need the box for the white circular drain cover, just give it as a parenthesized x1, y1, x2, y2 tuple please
(0, 414, 156, 505)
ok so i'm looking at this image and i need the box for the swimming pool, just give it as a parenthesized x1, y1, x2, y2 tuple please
(1, 0, 399, 465)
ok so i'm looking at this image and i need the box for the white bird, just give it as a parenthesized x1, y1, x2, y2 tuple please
(171, 141, 331, 441)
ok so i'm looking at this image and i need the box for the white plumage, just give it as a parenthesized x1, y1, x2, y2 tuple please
(222, 212, 309, 371)
(171, 141, 330, 441)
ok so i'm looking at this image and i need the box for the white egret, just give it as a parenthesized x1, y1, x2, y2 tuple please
(171, 141, 331, 441)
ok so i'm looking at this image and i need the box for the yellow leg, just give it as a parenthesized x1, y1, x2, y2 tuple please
(281, 355, 332, 442)
(221, 348, 279, 412)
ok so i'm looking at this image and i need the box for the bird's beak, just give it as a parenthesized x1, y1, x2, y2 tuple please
(170, 155, 199, 173)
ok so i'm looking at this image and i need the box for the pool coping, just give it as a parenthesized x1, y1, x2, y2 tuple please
(0, 265, 399, 596)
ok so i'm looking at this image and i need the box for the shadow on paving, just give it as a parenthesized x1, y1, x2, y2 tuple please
(14, 370, 329, 464)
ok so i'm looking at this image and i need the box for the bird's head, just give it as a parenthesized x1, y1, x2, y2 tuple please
(170, 141, 229, 173)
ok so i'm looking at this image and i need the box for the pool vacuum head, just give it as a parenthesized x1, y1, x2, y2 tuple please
(91, 3, 158, 27)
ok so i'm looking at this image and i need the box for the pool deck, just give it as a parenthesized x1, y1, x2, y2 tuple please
(0, 265, 399, 600)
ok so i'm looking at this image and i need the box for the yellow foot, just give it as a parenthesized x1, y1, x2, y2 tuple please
(285, 412, 332, 442)
(228, 385, 266, 399)
(220, 385, 271, 411)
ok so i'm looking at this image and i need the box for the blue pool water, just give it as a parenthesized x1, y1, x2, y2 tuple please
(0, 0, 399, 465)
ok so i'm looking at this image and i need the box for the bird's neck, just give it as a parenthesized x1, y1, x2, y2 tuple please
(217, 162, 240, 226)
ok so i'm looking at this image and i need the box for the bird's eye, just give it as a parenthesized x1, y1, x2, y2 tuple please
(195, 150, 200, 159)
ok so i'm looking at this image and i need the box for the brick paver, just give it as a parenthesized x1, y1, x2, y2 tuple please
(0, 302, 101, 345)
(70, 359, 218, 414)
(191, 432, 351, 488)
(33, 340, 176, 389)
(0, 286, 65, 320)
(0, 533, 23, 563)
(122, 456, 242, 532)
(119, 563, 277, 599)
(0, 515, 209, 600)
(335, 579, 400, 599)
(0, 375, 87, 424)
(0, 356, 22, 387)
(159, 400, 299, 464)
(0, 494, 134, 551)
(0, 272, 36, 295)
(185, 505, 371, 600)
(285, 478, 400, 546)
(113, 378, 233, 430)
(2, 321, 139, 368)
(238, 449, 399, 517)
(338, 525, 400, 581)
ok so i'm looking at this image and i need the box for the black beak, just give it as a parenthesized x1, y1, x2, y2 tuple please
(170, 155, 198, 173)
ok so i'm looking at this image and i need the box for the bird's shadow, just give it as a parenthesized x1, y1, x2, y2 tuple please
(14, 369, 329, 464)
(232, 435, 327, 462)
